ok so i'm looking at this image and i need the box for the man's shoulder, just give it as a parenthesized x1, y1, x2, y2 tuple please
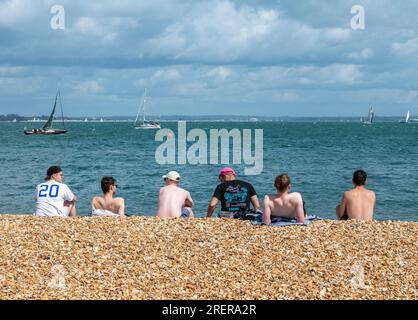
(289, 192, 303, 202)
(114, 197, 125, 203)
(344, 190, 354, 197)
(366, 189, 376, 197)
(178, 186, 191, 195)
(236, 179, 252, 186)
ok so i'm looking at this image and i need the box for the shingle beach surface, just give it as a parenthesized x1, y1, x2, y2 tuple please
(0, 216, 416, 300)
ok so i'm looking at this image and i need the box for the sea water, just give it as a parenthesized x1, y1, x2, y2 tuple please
(0, 121, 417, 221)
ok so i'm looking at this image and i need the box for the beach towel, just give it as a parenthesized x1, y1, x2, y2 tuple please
(251, 214, 321, 226)
(91, 209, 119, 217)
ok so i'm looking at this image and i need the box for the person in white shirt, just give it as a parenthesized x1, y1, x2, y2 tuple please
(34, 166, 77, 217)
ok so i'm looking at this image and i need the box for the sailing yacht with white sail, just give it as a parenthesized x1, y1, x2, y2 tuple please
(134, 89, 161, 129)
(399, 110, 411, 123)
(362, 106, 374, 125)
(24, 90, 67, 135)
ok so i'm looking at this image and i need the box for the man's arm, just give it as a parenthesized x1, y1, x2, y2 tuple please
(336, 193, 347, 220)
(294, 194, 305, 223)
(207, 197, 218, 217)
(250, 195, 260, 211)
(184, 192, 194, 208)
(118, 198, 125, 217)
(262, 195, 271, 225)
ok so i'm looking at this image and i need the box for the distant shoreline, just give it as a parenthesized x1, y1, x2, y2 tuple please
(0, 117, 413, 123)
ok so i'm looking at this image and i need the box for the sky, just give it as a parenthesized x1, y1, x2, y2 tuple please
(0, 0, 418, 117)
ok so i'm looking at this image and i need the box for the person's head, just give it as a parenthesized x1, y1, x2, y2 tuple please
(163, 171, 180, 185)
(274, 173, 291, 193)
(352, 170, 367, 186)
(218, 167, 236, 182)
(101, 176, 118, 194)
(45, 166, 63, 182)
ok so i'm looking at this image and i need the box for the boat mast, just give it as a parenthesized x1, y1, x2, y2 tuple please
(143, 88, 147, 123)
(58, 89, 65, 129)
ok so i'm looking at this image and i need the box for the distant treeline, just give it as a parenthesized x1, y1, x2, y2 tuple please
(0, 114, 48, 121)
(0, 114, 404, 122)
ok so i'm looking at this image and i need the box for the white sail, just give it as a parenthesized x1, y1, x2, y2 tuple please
(363, 106, 374, 125)
(134, 88, 160, 129)
(400, 110, 411, 123)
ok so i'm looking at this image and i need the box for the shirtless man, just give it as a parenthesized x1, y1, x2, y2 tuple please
(263, 173, 305, 225)
(157, 171, 194, 218)
(91, 176, 125, 217)
(336, 170, 375, 221)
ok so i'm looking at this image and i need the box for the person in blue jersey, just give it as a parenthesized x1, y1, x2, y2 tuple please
(207, 167, 260, 218)
(34, 166, 77, 217)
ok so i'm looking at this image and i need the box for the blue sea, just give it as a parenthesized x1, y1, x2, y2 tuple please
(1, 121, 417, 221)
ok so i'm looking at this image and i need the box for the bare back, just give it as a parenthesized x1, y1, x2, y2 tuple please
(157, 185, 193, 218)
(264, 192, 304, 222)
(340, 188, 375, 221)
(92, 196, 125, 216)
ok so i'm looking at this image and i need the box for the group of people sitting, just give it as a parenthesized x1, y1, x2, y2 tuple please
(34, 166, 376, 223)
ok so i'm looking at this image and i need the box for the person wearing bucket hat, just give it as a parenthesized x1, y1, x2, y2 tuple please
(34, 166, 77, 217)
(157, 171, 194, 218)
(207, 167, 260, 218)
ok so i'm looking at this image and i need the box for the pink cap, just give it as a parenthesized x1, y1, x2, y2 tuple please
(219, 167, 236, 176)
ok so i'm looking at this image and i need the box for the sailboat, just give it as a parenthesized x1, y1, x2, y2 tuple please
(134, 89, 161, 129)
(362, 106, 374, 125)
(399, 110, 410, 123)
(24, 90, 67, 135)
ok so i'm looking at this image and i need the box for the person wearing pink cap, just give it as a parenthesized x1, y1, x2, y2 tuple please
(157, 171, 194, 218)
(207, 167, 260, 217)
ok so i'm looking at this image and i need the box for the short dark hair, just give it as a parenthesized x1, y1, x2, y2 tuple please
(353, 170, 367, 186)
(45, 166, 62, 180)
(274, 173, 291, 192)
(101, 176, 116, 193)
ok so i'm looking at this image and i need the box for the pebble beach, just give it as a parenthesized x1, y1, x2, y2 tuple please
(0, 215, 416, 300)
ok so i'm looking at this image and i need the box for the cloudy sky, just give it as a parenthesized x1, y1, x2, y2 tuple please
(0, 0, 417, 117)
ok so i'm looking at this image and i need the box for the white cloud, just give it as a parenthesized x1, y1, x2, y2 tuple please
(348, 48, 374, 60)
(0, 0, 38, 28)
(319, 64, 362, 84)
(321, 28, 351, 43)
(0, 66, 25, 76)
(404, 90, 418, 103)
(391, 37, 418, 56)
(71, 16, 138, 41)
(134, 69, 182, 88)
(272, 92, 301, 102)
(205, 67, 232, 81)
(74, 80, 104, 94)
